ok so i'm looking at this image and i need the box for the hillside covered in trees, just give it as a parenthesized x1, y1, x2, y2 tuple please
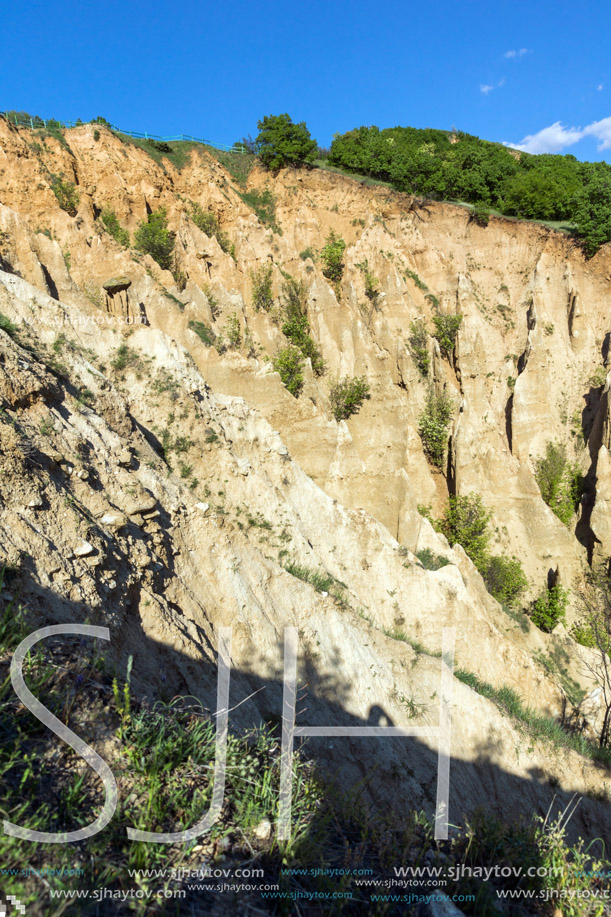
(324, 125, 611, 255)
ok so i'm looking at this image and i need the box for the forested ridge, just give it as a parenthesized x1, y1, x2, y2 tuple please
(325, 125, 611, 255)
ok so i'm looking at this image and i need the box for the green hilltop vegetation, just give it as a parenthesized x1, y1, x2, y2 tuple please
(6, 108, 611, 256)
(323, 124, 611, 254)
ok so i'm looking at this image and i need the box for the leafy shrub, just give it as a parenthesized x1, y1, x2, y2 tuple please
(203, 283, 221, 319)
(281, 276, 307, 321)
(188, 202, 234, 258)
(484, 555, 528, 608)
(531, 584, 569, 632)
(573, 163, 611, 256)
(329, 376, 371, 421)
(418, 388, 453, 467)
(320, 230, 346, 285)
(357, 261, 380, 306)
(534, 442, 583, 525)
(134, 208, 175, 270)
(110, 343, 142, 373)
(0, 314, 17, 337)
(255, 113, 318, 170)
(571, 621, 597, 649)
(50, 175, 79, 216)
(172, 267, 187, 291)
(432, 314, 462, 358)
(277, 277, 325, 375)
(282, 315, 325, 376)
(409, 318, 429, 376)
(438, 493, 491, 572)
(251, 263, 274, 312)
(223, 313, 241, 349)
(101, 209, 129, 247)
(188, 320, 215, 346)
(416, 548, 451, 570)
(273, 345, 305, 397)
(238, 189, 280, 233)
(300, 247, 317, 262)
(589, 366, 607, 388)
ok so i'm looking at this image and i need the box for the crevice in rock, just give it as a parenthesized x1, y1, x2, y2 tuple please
(505, 393, 513, 453)
(40, 262, 59, 301)
(567, 290, 578, 338)
(575, 466, 598, 565)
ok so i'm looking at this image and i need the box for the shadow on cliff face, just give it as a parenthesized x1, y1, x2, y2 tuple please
(1, 572, 611, 915)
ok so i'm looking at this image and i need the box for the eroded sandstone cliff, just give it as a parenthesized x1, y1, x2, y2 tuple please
(1, 118, 610, 839)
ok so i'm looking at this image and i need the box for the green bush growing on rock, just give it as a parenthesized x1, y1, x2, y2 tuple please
(484, 555, 528, 608)
(437, 493, 492, 572)
(409, 318, 429, 377)
(280, 277, 325, 376)
(320, 230, 346, 285)
(432, 313, 462, 358)
(273, 345, 305, 397)
(0, 314, 17, 337)
(282, 315, 325, 376)
(188, 202, 235, 258)
(329, 376, 371, 421)
(251, 263, 274, 312)
(418, 388, 453, 467)
(101, 209, 130, 247)
(134, 208, 175, 271)
(534, 441, 583, 525)
(531, 584, 569, 632)
(50, 175, 79, 216)
(188, 320, 215, 346)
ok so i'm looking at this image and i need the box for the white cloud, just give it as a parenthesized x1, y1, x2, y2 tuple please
(507, 115, 611, 154)
(583, 116, 611, 150)
(507, 121, 583, 154)
(598, 83, 604, 91)
(504, 48, 528, 59)
(480, 78, 506, 95)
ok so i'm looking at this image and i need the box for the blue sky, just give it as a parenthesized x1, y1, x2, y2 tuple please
(2, 0, 611, 161)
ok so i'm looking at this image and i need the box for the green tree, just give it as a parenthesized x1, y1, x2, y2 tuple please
(250, 263, 274, 312)
(279, 278, 325, 376)
(418, 389, 453, 467)
(101, 209, 130, 247)
(572, 163, 611, 257)
(484, 556, 528, 608)
(134, 208, 175, 270)
(432, 314, 462, 358)
(50, 176, 79, 216)
(320, 230, 346, 284)
(329, 376, 371, 421)
(534, 442, 583, 526)
(255, 114, 318, 170)
(273, 345, 305, 397)
(409, 318, 429, 377)
(438, 493, 491, 571)
(531, 584, 569, 633)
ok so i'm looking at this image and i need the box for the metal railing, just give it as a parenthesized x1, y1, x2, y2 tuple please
(0, 111, 245, 153)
